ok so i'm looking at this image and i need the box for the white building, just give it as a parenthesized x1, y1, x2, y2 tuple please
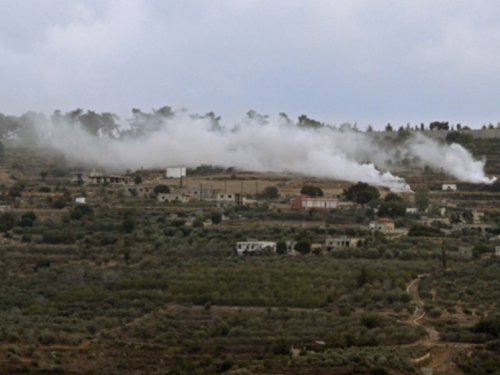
(236, 241, 277, 255)
(181, 185, 219, 200)
(70, 172, 85, 184)
(369, 217, 395, 233)
(166, 167, 187, 178)
(442, 184, 457, 191)
(88, 170, 131, 185)
(325, 237, 360, 250)
(124, 186, 152, 198)
(74, 197, 86, 204)
(290, 195, 338, 210)
(157, 193, 190, 203)
(216, 193, 236, 205)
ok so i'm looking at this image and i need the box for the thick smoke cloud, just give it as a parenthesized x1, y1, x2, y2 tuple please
(32, 112, 495, 192)
(407, 134, 495, 184)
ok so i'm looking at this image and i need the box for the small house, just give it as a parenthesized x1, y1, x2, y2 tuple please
(370, 217, 395, 234)
(181, 185, 219, 200)
(472, 210, 484, 224)
(236, 241, 277, 255)
(124, 186, 152, 198)
(74, 197, 86, 204)
(442, 184, 457, 191)
(88, 170, 131, 185)
(216, 193, 236, 206)
(166, 167, 186, 178)
(290, 195, 338, 211)
(157, 193, 190, 203)
(325, 236, 361, 250)
(70, 172, 85, 184)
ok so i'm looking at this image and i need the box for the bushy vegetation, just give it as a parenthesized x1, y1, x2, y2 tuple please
(0, 138, 499, 373)
(343, 182, 380, 205)
(300, 185, 323, 197)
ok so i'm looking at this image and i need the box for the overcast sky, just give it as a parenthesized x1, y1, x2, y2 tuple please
(1, 0, 500, 129)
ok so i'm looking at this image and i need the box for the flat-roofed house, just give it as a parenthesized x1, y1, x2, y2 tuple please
(236, 241, 277, 255)
(325, 236, 361, 250)
(157, 193, 190, 203)
(369, 217, 395, 234)
(290, 195, 338, 211)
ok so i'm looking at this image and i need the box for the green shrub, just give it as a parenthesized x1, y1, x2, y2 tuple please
(52, 199, 66, 209)
(301, 185, 323, 197)
(19, 211, 36, 227)
(70, 204, 93, 220)
(0, 212, 15, 232)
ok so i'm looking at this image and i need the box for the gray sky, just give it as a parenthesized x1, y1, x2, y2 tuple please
(1, 0, 500, 129)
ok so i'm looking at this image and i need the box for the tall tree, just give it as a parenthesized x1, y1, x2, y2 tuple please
(343, 182, 380, 205)
(377, 193, 406, 218)
(414, 189, 429, 212)
(191, 111, 222, 131)
(125, 106, 175, 138)
(246, 110, 269, 126)
(298, 115, 323, 129)
(300, 185, 323, 197)
(278, 112, 294, 126)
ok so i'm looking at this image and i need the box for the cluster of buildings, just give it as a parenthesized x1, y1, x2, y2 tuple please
(456, 245, 500, 259)
(156, 189, 252, 207)
(71, 168, 185, 186)
(237, 217, 395, 255)
(73, 167, 351, 211)
(71, 167, 257, 207)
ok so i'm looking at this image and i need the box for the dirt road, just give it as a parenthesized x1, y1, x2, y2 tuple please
(406, 274, 439, 343)
(406, 275, 471, 374)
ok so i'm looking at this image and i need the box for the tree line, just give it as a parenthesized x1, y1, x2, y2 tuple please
(0, 107, 497, 141)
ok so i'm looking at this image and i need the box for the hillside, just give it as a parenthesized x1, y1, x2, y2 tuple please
(0, 139, 497, 374)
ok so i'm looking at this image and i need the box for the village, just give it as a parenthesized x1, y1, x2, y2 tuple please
(13, 163, 498, 261)
(0, 144, 499, 374)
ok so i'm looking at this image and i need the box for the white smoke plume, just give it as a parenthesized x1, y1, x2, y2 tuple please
(30, 112, 495, 192)
(408, 134, 496, 184)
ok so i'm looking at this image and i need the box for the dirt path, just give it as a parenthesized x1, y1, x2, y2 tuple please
(406, 275, 472, 374)
(406, 274, 440, 344)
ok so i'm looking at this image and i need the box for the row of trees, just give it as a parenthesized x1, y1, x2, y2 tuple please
(2, 107, 498, 142)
